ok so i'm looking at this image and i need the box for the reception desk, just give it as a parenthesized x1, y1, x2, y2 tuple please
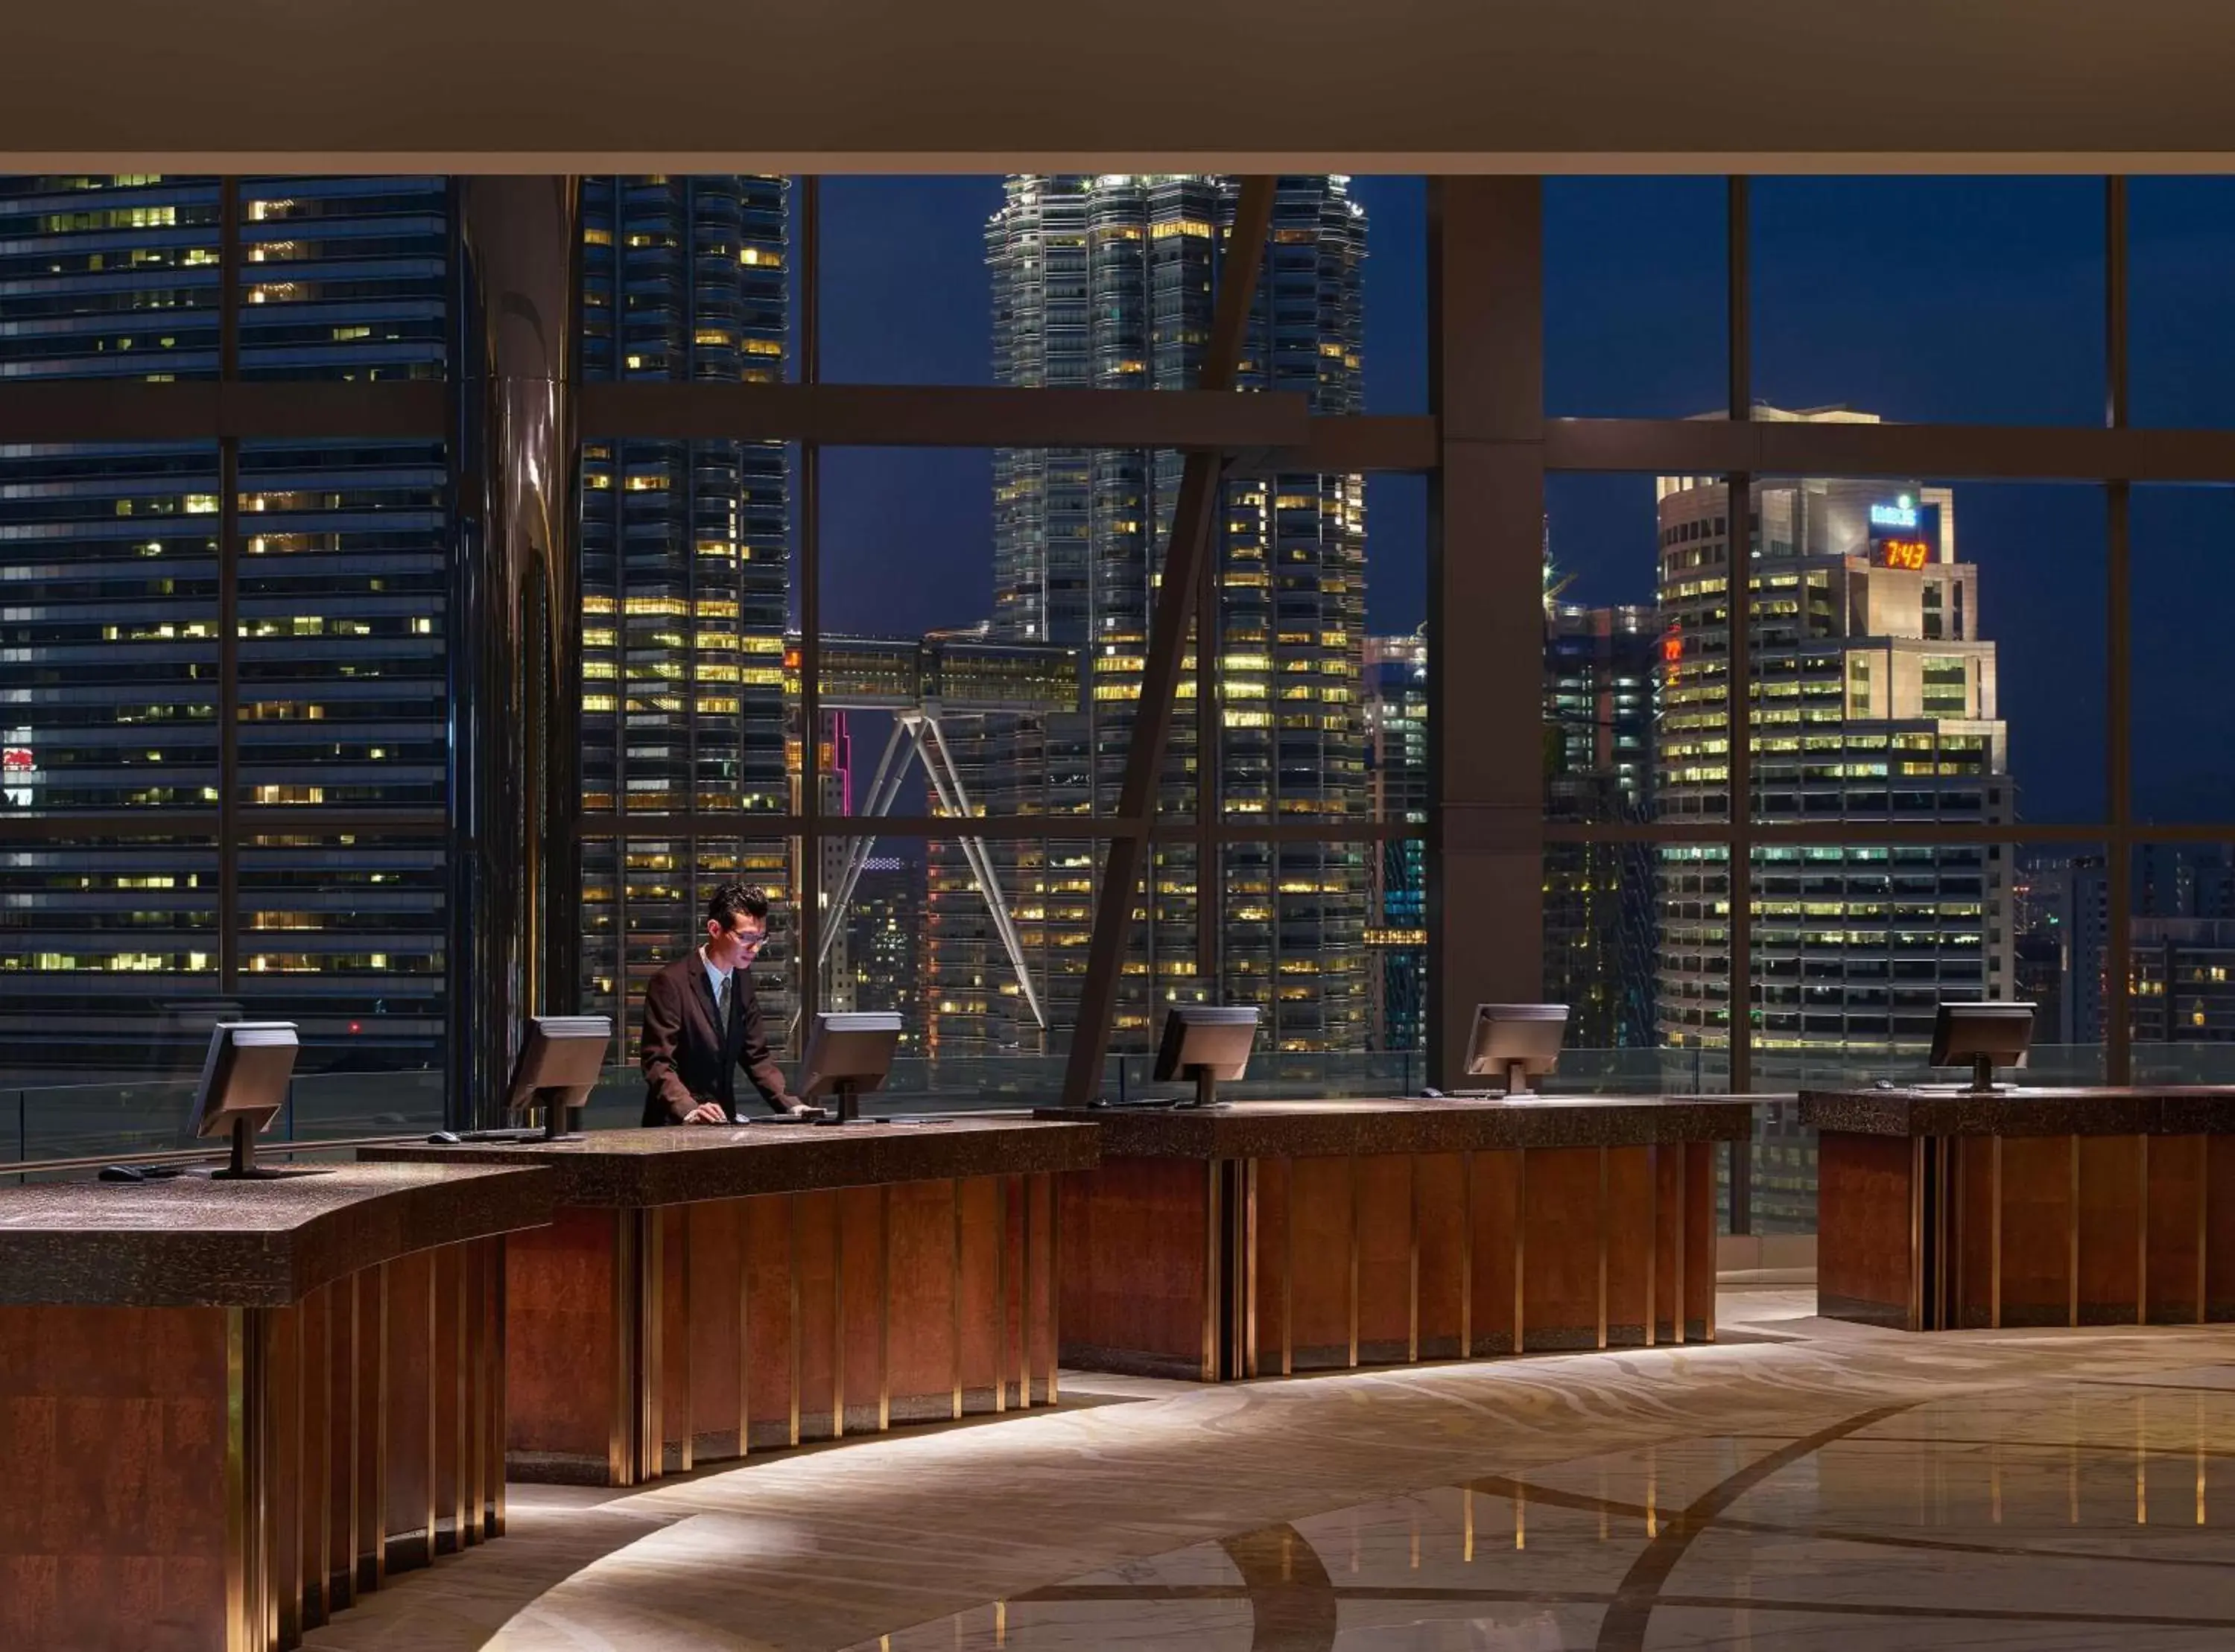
(1033, 1097, 1750, 1382)
(0, 1163, 554, 1652)
(367, 1118, 1097, 1486)
(1803, 1087, 2235, 1331)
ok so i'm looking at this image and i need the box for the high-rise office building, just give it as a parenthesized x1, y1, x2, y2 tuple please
(1363, 632, 1427, 1051)
(0, 174, 451, 1079)
(575, 176, 796, 1040)
(840, 855, 927, 1049)
(1655, 407, 2017, 1076)
(940, 174, 1371, 1060)
(1544, 599, 1659, 1049)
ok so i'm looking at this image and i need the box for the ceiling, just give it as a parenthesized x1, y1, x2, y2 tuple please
(6, 0, 2235, 172)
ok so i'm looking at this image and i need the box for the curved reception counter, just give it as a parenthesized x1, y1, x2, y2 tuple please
(1804, 1086, 2235, 1332)
(0, 1162, 554, 1652)
(367, 1118, 1097, 1487)
(1034, 1097, 1751, 1382)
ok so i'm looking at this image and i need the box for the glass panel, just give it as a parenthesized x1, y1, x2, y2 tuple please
(2128, 841, 2235, 1082)
(1748, 477, 2102, 826)
(234, 177, 448, 383)
(2132, 485, 2235, 822)
(1545, 178, 1727, 419)
(2129, 178, 2235, 430)
(235, 829, 446, 1132)
(822, 173, 1416, 412)
(0, 174, 222, 383)
(1752, 177, 2105, 426)
(236, 438, 448, 807)
(0, 833, 220, 1090)
(0, 441, 221, 813)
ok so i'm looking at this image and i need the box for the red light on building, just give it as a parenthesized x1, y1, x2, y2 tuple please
(349, 1021, 362, 1033)
(1661, 629, 1684, 664)
(2, 747, 31, 772)
(1880, 538, 1930, 572)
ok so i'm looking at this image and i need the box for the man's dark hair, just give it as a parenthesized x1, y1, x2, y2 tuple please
(707, 883, 771, 930)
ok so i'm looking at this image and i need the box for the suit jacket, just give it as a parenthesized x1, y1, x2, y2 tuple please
(638, 950, 795, 1126)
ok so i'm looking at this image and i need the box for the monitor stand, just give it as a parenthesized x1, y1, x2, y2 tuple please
(1172, 1069, 1229, 1110)
(209, 1117, 285, 1181)
(814, 1081, 867, 1125)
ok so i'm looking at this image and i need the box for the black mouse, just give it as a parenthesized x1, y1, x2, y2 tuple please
(98, 1164, 148, 1182)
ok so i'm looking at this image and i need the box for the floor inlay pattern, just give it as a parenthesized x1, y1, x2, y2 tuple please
(299, 1291, 2235, 1651)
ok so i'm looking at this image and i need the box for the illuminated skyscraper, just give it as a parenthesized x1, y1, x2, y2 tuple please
(1654, 407, 2016, 1076)
(0, 174, 450, 1078)
(942, 174, 1371, 1061)
(1363, 633, 1427, 1051)
(575, 176, 796, 1038)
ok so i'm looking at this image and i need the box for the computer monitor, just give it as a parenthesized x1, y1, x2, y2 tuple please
(188, 1022, 299, 1179)
(1930, 1002, 2035, 1093)
(503, 1015, 613, 1140)
(799, 1011, 902, 1123)
(1153, 1005, 1259, 1109)
(1463, 1003, 1569, 1098)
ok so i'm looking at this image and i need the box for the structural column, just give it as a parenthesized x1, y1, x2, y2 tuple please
(1427, 178, 1546, 1088)
(449, 178, 584, 1128)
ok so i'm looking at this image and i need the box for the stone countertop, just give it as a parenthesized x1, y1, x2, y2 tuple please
(0, 1163, 554, 1309)
(363, 1116, 1100, 1208)
(1032, 1095, 1756, 1160)
(1800, 1087, 2235, 1138)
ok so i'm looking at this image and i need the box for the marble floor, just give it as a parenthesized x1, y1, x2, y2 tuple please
(305, 1289, 2235, 1651)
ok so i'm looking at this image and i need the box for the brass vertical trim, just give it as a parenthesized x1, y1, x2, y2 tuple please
(1407, 1154, 1421, 1362)
(833, 1193, 847, 1439)
(490, 1237, 507, 1534)
(1909, 1136, 1925, 1334)
(2198, 1134, 2210, 1326)
(995, 1175, 1009, 1411)
(878, 1184, 892, 1432)
(1991, 1134, 2004, 1329)
(317, 1283, 334, 1613)
(2070, 1134, 2083, 1329)
(739, 1201, 752, 1458)
(454, 1246, 471, 1550)
(676, 1209, 693, 1473)
(1347, 1153, 1361, 1369)
(372, 1262, 388, 1588)
(1202, 1160, 1220, 1382)
(645, 1210, 666, 1478)
(1050, 1172, 1063, 1403)
(1240, 1160, 1258, 1381)
(1460, 1150, 1474, 1359)
(424, 1253, 438, 1560)
(225, 1308, 249, 1652)
(1514, 1149, 1527, 1356)
(342, 1272, 359, 1608)
(1953, 1136, 1965, 1327)
(1936, 1137, 1950, 1330)
(2138, 1134, 2151, 1327)
(1644, 1144, 1658, 1348)
(610, 1212, 633, 1486)
(1596, 1145, 1609, 1351)
(1702, 1145, 1717, 1344)
(1671, 1146, 1685, 1346)
(787, 1194, 802, 1447)
(1281, 1157, 1294, 1376)
(1024, 1180, 1037, 1412)
(951, 1178, 965, 1420)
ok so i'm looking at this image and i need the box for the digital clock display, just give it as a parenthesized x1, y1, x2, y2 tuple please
(1880, 537, 1930, 571)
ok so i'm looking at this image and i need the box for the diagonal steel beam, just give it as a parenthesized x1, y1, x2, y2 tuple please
(1059, 176, 1277, 1108)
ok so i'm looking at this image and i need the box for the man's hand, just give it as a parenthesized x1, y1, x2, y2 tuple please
(680, 1101, 729, 1126)
(782, 1098, 820, 1119)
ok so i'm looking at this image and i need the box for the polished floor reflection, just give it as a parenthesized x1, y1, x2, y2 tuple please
(305, 1292, 2235, 1651)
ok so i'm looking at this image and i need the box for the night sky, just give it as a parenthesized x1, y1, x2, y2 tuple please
(813, 176, 2235, 828)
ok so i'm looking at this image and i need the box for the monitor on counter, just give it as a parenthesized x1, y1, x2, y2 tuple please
(504, 1015, 612, 1139)
(1153, 1005, 1259, 1109)
(1462, 1004, 1569, 1098)
(799, 1011, 902, 1123)
(188, 1021, 299, 1178)
(1930, 1002, 2035, 1093)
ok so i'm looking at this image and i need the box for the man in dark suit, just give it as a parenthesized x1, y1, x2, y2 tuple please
(639, 883, 816, 1125)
